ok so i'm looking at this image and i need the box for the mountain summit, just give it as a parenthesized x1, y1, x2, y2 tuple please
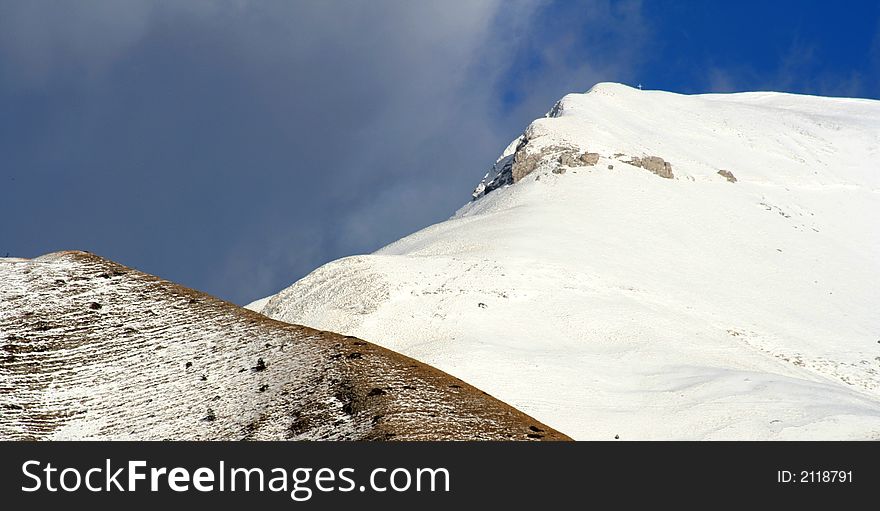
(252, 83, 880, 440)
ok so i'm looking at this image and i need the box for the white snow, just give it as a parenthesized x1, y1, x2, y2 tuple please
(255, 83, 880, 440)
(244, 296, 271, 312)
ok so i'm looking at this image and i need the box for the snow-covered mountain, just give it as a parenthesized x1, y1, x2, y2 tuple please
(252, 83, 880, 440)
(0, 251, 568, 440)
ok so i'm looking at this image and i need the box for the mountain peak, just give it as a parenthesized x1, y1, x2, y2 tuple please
(470, 83, 879, 202)
(253, 86, 880, 440)
(585, 81, 640, 94)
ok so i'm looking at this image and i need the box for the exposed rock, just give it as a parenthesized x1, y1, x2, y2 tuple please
(546, 100, 564, 118)
(471, 142, 521, 199)
(552, 167, 566, 175)
(513, 144, 576, 182)
(511, 149, 544, 182)
(558, 152, 578, 167)
(718, 169, 737, 183)
(472, 135, 585, 199)
(628, 155, 674, 179)
(580, 152, 600, 166)
(559, 150, 600, 167)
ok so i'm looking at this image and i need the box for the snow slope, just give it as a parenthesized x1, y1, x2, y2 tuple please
(0, 251, 568, 440)
(254, 83, 880, 440)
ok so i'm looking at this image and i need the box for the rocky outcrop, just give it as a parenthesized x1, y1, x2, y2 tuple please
(472, 132, 604, 199)
(473, 146, 675, 200)
(512, 143, 580, 182)
(472, 153, 515, 199)
(546, 99, 565, 118)
(628, 156, 674, 179)
(559, 151, 599, 167)
(718, 169, 737, 183)
(510, 144, 545, 182)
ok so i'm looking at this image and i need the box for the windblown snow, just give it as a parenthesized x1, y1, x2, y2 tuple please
(253, 83, 880, 440)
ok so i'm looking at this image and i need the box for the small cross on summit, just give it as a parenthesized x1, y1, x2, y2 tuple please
(637, 83, 643, 90)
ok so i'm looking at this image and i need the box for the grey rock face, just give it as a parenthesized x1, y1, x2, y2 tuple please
(512, 143, 576, 182)
(558, 150, 599, 168)
(546, 100, 565, 118)
(511, 148, 545, 182)
(718, 169, 737, 183)
(472, 135, 584, 199)
(579, 152, 600, 166)
(472, 153, 515, 200)
(557, 151, 579, 168)
(628, 156, 674, 179)
(471, 129, 602, 201)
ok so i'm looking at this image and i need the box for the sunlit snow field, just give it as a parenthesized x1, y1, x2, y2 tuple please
(254, 83, 880, 440)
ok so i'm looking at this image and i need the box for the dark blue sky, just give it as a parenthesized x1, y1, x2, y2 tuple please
(2, 1, 878, 304)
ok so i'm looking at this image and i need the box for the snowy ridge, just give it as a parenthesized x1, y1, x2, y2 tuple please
(255, 83, 880, 440)
(0, 251, 569, 440)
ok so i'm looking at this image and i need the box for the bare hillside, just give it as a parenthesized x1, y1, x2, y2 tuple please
(0, 251, 569, 441)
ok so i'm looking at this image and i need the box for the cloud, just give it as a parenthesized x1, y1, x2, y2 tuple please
(0, 1, 648, 304)
(489, 0, 649, 122)
(0, 0, 154, 89)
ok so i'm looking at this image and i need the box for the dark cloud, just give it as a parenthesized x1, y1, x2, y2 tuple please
(0, 1, 646, 303)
